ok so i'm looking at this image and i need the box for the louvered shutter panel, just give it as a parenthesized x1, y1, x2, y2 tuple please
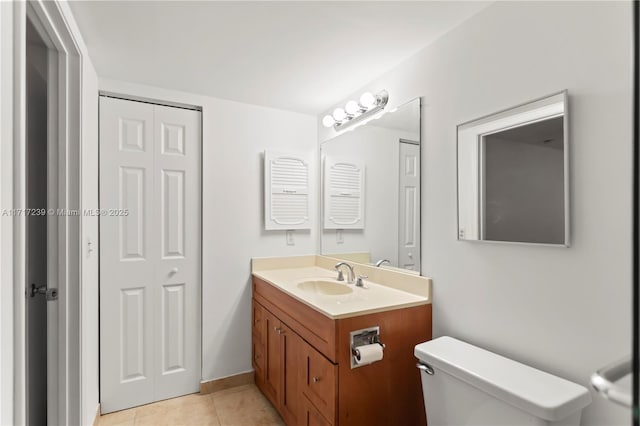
(264, 150, 311, 230)
(323, 157, 365, 229)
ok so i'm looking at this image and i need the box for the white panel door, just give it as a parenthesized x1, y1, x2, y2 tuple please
(99, 97, 201, 413)
(100, 98, 155, 412)
(152, 104, 201, 401)
(398, 141, 420, 271)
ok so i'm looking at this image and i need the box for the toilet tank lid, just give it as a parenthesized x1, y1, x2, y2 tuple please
(414, 337, 592, 422)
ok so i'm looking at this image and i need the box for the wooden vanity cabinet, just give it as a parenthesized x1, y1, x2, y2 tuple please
(252, 276, 431, 426)
(254, 302, 308, 425)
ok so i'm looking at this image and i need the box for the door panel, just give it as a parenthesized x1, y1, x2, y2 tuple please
(120, 287, 146, 382)
(161, 170, 185, 257)
(100, 97, 155, 413)
(120, 167, 146, 259)
(398, 141, 421, 271)
(161, 283, 185, 373)
(100, 97, 201, 412)
(153, 104, 201, 401)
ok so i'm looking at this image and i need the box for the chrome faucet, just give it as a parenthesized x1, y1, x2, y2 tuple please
(335, 262, 355, 284)
(375, 259, 390, 267)
(356, 275, 368, 287)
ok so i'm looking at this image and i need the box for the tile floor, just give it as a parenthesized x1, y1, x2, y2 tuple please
(95, 384, 285, 426)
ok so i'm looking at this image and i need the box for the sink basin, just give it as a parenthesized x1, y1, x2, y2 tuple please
(297, 280, 353, 295)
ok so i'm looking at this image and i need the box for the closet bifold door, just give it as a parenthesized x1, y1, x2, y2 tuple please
(99, 97, 201, 413)
(152, 104, 201, 401)
(99, 97, 156, 413)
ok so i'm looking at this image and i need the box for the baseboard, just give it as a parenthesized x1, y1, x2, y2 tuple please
(199, 371, 255, 395)
(92, 403, 101, 425)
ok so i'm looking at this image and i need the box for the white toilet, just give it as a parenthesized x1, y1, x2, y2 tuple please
(414, 337, 592, 426)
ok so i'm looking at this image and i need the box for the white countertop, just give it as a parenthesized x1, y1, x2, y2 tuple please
(253, 265, 429, 319)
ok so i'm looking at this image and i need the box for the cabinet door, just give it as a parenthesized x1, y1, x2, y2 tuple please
(253, 301, 264, 343)
(302, 342, 337, 424)
(280, 323, 303, 425)
(263, 309, 281, 407)
(252, 301, 265, 386)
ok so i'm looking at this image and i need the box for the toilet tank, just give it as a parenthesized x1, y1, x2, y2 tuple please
(414, 337, 592, 426)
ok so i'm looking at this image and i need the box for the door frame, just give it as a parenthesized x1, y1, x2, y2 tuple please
(0, 1, 83, 424)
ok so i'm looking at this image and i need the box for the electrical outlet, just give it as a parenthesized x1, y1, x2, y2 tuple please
(286, 230, 295, 246)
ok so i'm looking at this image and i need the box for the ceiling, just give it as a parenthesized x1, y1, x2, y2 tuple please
(69, 1, 491, 115)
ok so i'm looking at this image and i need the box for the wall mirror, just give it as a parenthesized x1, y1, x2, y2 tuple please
(457, 91, 569, 246)
(321, 98, 421, 273)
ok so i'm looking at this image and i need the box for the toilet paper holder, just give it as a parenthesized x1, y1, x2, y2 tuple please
(350, 326, 386, 369)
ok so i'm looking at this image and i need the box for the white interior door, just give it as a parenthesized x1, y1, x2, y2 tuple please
(99, 96, 201, 413)
(152, 104, 201, 401)
(398, 140, 420, 271)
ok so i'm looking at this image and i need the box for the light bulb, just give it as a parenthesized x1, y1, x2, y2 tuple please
(345, 100, 360, 115)
(322, 115, 335, 128)
(359, 92, 376, 109)
(332, 107, 347, 122)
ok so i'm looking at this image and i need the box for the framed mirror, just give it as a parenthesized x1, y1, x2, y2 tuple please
(320, 98, 421, 273)
(457, 91, 569, 246)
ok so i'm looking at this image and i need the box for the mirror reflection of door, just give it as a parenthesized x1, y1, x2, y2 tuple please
(398, 140, 420, 271)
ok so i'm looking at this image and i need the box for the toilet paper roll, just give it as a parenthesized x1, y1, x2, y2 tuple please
(354, 343, 384, 365)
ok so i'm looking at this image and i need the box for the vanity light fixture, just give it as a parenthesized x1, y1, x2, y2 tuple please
(322, 90, 389, 130)
(344, 100, 360, 115)
(332, 107, 347, 122)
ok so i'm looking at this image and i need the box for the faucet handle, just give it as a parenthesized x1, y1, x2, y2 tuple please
(336, 270, 345, 281)
(356, 275, 368, 287)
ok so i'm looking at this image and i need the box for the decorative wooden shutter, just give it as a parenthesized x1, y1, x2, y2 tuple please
(323, 157, 365, 229)
(264, 150, 311, 230)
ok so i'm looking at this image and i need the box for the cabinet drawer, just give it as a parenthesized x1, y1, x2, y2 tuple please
(302, 342, 337, 424)
(302, 396, 333, 426)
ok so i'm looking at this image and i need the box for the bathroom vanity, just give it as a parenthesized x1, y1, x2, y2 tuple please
(251, 255, 432, 426)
